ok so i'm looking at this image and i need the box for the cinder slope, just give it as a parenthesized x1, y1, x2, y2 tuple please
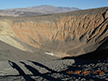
(0, 40, 57, 61)
(0, 58, 108, 81)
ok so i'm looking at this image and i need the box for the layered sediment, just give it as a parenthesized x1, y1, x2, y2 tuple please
(0, 7, 108, 58)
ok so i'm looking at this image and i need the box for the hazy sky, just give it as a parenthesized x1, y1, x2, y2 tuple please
(0, 0, 108, 10)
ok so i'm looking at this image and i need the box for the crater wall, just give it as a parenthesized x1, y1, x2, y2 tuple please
(0, 7, 108, 57)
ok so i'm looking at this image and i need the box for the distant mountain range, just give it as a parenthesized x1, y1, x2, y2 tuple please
(0, 5, 80, 16)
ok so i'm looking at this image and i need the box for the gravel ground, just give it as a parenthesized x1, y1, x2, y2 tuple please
(0, 58, 108, 81)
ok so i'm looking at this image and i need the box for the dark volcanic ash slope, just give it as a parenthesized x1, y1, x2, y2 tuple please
(0, 58, 108, 81)
(0, 40, 58, 61)
(0, 7, 108, 59)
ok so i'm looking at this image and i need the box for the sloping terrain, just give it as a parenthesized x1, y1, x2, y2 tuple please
(0, 58, 108, 81)
(0, 40, 57, 61)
